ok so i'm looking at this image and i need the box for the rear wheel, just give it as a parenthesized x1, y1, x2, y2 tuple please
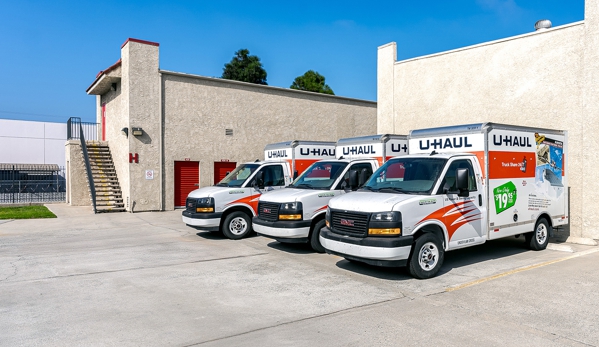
(222, 211, 252, 240)
(309, 219, 326, 253)
(527, 218, 550, 250)
(408, 233, 445, 279)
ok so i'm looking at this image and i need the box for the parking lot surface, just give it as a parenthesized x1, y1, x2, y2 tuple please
(1, 204, 598, 346)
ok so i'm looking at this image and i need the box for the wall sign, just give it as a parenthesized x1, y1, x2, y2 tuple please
(145, 170, 154, 180)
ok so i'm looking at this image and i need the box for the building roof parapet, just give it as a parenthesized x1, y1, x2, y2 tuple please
(159, 70, 377, 105)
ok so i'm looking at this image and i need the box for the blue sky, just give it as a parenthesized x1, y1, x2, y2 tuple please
(0, 0, 584, 123)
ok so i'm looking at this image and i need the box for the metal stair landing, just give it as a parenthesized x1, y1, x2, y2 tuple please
(84, 142, 126, 213)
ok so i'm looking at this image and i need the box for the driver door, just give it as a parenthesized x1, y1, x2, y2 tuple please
(439, 159, 485, 247)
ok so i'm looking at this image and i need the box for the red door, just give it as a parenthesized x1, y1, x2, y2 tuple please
(175, 161, 199, 208)
(214, 161, 237, 184)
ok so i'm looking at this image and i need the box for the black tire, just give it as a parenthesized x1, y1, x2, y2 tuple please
(407, 233, 445, 279)
(309, 219, 326, 253)
(222, 211, 252, 240)
(527, 218, 550, 251)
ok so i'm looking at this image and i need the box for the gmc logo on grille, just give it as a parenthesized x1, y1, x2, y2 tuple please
(340, 219, 354, 227)
(263, 208, 271, 214)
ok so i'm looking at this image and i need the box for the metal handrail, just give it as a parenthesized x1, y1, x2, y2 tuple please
(67, 117, 99, 141)
(79, 124, 97, 214)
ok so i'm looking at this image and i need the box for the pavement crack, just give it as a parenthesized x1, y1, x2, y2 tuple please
(0, 257, 20, 282)
(1, 253, 269, 284)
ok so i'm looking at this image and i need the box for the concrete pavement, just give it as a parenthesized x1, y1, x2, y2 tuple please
(0, 204, 597, 346)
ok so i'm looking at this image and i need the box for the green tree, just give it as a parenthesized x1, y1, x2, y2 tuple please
(221, 49, 267, 85)
(290, 70, 334, 95)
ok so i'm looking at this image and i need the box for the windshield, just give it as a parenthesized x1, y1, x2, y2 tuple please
(288, 161, 348, 190)
(216, 164, 260, 187)
(361, 157, 447, 194)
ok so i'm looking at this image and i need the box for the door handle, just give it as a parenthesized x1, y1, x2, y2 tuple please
(478, 194, 482, 207)
(194, 183, 199, 187)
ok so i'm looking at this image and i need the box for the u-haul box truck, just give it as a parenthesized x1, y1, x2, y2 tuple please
(253, 134, 408, 252)
(182, 140, 335, 239)
(320, 123, 568, 279)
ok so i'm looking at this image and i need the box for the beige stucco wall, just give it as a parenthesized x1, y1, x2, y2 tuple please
(65, 141, 90, 206)
(161, 73, 377, 210)
(378, 2, 599, 240)
(86, 39, 376, 213)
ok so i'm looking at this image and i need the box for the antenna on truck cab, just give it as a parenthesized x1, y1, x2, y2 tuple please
(430, 151, 438, 156)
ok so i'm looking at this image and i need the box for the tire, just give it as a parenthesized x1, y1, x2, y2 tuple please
(527, 218, 550, 251)
(222, 211, 252, 240)
(408, 233, 445, 279)
(309, 219, 326, 253)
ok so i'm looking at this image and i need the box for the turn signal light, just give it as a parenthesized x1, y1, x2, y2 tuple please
(325, 220, 330, 228)
(368, 228, 401, 235)
(196, 207, 214, 213)
(279, 214, 302, 220)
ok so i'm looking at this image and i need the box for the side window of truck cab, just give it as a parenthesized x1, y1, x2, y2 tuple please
(260, 165, 286, 186)
(336, 162, 374, 189)
(437, 159, 477, 194)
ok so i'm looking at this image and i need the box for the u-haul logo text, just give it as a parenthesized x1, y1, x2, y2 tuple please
(300, 148, 335, 156)
(267, 150, 289, 158)
(390, 143, 408, 153)
(492, 135, 532, 148)
(343, 145, 375, 155)
(419, 136, 473, 150)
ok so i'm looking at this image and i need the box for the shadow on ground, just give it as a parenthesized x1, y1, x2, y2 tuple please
(334, 236, 531, 280)
(266, 241, 315, 255)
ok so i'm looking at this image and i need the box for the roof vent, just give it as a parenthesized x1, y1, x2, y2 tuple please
(535, 19, 552, 31)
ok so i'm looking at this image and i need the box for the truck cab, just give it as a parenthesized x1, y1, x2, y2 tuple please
(182, 140, 335, 239)
(253, 134, 408, 252)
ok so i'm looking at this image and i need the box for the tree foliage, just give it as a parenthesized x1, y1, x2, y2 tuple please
(290, 70, 334, 95)
(221, 49, 267, 85)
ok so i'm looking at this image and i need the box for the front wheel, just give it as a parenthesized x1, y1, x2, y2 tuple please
(309, 219, 326, 253)
(222, 211, 252, 240)
(408, 233, 445, 279)
(527, 218, 550, 250)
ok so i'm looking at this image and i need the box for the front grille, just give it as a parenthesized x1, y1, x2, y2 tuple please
(331, 209, 369, 237)
(258, 202, 280, 222)
(185, 198, 196, 212)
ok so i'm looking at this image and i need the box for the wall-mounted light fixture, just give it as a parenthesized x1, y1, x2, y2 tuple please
(121, 127, 128, 138)
(131, 127, 143, 136)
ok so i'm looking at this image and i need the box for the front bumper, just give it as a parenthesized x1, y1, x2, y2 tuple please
(320, 227, 414, 267)
(182, 210, 223, 231)
(253, 217, 312, 242)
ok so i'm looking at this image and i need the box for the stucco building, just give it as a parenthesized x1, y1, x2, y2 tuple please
(377, 2, 598, 241)
(73, 38, 377, 212)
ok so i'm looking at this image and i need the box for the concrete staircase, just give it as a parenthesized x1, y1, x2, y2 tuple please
(84, 143, 126, 213)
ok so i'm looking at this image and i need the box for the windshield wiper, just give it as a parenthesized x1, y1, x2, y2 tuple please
(216, 183, 228, 187)
(293, 183, 315, 189)
(359, 186, 377, 191)
(378, 187, 405, 194)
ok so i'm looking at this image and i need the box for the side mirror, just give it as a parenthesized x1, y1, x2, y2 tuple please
(456, 168, 469, 197)
(254, 171, 265, 189)
(358, 169, 369, 187)
(348, 170, 359, 191)
(293, 170, 298, 180)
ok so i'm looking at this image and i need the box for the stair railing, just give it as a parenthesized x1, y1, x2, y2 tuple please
(79, 123, 97, 214)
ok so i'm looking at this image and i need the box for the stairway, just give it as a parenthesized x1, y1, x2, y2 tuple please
(84, 143, 126, 212)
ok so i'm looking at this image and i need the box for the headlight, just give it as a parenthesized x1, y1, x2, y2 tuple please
(371, 211, 400, 222)
(368, 211, 402, 236)
(195, 197, 215, 213)
(279, 201, 303, 220)
(325, 206, 331, 228)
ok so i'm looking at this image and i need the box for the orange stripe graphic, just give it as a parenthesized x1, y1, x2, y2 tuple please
(418, 201, 482, 240)
(225, 194, 261, 214)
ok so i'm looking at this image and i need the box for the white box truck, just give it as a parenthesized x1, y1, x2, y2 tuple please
(253, 134, 408, 252)
(182, 140, 335, 239)
(320, 123, 568, 278)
